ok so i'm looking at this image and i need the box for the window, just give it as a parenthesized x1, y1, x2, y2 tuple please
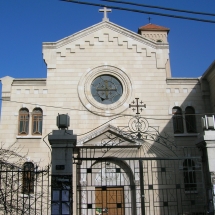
(23, 162, 34, 194)
(32, 108, 43, 135)
(18, 108, 29, 135)
(185, 106, 196, 133)
(172, 107, 184, 133)
(91, 75, 123, 105)
(183, 159, 197, 191)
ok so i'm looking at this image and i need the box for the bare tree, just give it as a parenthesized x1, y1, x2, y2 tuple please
(0, 142, 50, 215)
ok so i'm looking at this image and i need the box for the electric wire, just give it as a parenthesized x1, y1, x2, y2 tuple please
(102, 0, 215, 17)
(60, 0, 215, 23)
(0, 96, 212, 138)
(42, 132, 52, 153)
(0, 98, 213, 117)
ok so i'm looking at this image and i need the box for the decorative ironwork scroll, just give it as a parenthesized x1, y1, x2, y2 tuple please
(100, 115, 177, 157)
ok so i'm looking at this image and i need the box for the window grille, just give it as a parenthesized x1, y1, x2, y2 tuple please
(23, 162, 34, 194)
(183, 159, 197, 191)
(32, 108, 43, 135)
(18, 108, 29, 135)
(185, 106, 196, 133)
(172, 107, 184, 133)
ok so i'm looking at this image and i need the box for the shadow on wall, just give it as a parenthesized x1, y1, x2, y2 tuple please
(143, 80, 212, 215)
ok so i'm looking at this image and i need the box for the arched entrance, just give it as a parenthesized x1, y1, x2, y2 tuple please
(77, 157, 138, 215)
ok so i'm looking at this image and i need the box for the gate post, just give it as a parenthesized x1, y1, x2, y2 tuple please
(48, 114, 77, 215)
(139, 160, 145, 215)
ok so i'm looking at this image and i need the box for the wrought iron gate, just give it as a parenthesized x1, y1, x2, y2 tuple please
(76, 147, 207, 215)
(75, 115, 209, 215)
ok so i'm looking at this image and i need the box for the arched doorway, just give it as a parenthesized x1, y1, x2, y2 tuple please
(78, 158, 138, 215)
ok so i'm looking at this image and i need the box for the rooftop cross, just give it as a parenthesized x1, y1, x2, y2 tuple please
(99, 7, 112, 21)
(148, 17, 151, 23)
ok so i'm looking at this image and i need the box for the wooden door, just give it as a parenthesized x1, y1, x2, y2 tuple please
(95, 187, 124, 215)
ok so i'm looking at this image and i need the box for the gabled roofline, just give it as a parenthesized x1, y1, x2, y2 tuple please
(77, 124, 135, 146)
(43, 21, 169, 50)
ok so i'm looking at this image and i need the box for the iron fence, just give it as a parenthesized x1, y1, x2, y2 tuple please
(0, 163, 50, 215)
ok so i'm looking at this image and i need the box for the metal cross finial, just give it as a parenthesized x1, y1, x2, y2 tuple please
(148, 17, 151, 23)
(99, 7, 112, 21)
(129, 98, 146, 115)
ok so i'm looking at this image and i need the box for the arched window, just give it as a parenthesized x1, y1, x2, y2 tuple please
(172, 107, 184, 133)
(185, 106, 196, 133)
(18, 108, 29, 135)
(32, 108, 43, 135)
(23, 162, 34, 194)
(183, 159, 197, 191)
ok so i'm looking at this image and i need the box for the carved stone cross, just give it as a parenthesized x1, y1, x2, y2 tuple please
(99, 7, 112, 21)
(129, 98, 146, 115)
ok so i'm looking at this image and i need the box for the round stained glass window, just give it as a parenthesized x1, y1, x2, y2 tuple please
(91, 75, 123, 104)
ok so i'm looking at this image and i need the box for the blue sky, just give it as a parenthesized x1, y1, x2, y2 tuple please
(0, 0, 215, 85)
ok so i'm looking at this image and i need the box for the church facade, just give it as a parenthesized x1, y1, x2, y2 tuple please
(1, 10, 215, 215)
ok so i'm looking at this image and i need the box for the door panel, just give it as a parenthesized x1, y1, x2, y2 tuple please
(95, 187, 124, 215)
